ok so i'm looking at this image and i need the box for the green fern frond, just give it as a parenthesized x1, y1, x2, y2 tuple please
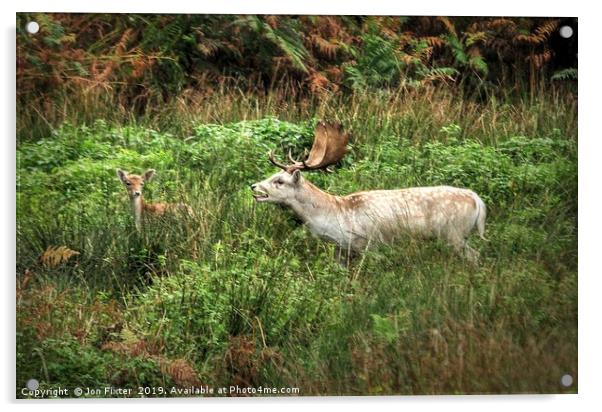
(263, 25, 310, 73)
(469, 55, 489, 75)
(444, 34, 468, 65)
(419, 66, 460, 82)
(551, 68, 577, 81)
(236, 16, 310, 73)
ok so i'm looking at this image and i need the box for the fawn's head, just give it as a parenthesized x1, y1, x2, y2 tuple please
(117, 169, 155, 200)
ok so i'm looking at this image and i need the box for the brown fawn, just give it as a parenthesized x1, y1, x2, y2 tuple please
(117, 169, 192, 230)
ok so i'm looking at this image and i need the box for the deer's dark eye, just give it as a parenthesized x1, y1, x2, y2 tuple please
(126, 182, 131, 186)
(275, 179, 284, 185)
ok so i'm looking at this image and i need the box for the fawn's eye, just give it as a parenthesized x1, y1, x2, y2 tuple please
(274, 179, 284, 185)
(126, 182, 131, 186)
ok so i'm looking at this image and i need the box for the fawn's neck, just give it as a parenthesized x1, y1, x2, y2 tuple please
(131, 196, 145, 230)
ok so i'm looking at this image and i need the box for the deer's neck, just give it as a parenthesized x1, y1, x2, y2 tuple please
(131, 196, 145, 230)
(287, 180, 340, 223)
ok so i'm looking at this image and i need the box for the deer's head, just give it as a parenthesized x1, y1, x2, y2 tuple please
(117, 169, 155, 200)
(251, 122, 348, 204)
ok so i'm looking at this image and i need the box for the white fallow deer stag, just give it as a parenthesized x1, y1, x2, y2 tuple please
(250, 122, 487, 263)
(117, 169, 193, 231)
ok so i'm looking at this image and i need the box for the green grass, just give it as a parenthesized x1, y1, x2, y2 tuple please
(16, 88, 577, 397)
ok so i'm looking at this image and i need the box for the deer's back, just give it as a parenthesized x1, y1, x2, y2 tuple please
(338, 186, 481, 249)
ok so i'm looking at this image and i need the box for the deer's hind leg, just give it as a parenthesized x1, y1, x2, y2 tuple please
(446, 234, 480, 264)
(462, 242, 480, 263)
(335, 244, 357, 267)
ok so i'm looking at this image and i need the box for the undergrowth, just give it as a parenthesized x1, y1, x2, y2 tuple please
(16, 90, 577, 397)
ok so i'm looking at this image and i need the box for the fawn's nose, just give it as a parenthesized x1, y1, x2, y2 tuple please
(133, 191, 141, 197)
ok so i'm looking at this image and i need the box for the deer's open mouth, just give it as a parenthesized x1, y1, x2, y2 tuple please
(252, 190, 269, 202)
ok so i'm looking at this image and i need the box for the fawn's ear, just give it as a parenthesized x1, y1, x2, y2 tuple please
(143, 169, 156, 182)
(117, 169, 127, 183)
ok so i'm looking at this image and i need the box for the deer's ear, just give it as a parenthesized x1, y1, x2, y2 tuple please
(117, 169, 127, 183)
(143, 169, 156, 182)
(292, 169, 301, 184)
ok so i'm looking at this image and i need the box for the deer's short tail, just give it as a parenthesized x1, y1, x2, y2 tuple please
(472, 193, 489, 241)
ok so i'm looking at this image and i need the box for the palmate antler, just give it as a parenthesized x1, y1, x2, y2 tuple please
(269, 122, 349, 174)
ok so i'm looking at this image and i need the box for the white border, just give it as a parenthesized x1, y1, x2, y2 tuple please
(3, 1, 599, 411)
(5, 0, 583, 16)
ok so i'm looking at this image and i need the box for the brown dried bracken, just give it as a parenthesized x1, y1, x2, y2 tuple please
(39, 245, 80, 268)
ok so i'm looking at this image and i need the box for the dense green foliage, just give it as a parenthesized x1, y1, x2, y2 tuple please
(17, 101, 577, 396)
